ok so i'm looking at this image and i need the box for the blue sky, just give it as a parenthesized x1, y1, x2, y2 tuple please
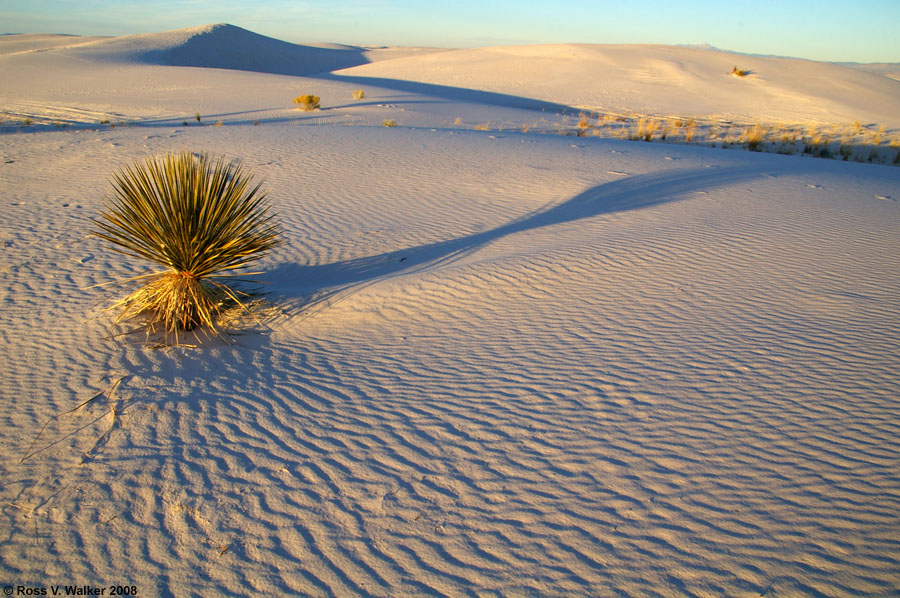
(2, 0, 898, 62)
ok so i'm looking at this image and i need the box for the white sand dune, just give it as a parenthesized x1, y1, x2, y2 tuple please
(1, 24, 899, 598)
(0, 33, 110, 55)
(1, 24, 444, 74)
(54, 23, 429, 75)
(335, 43, 900, 128)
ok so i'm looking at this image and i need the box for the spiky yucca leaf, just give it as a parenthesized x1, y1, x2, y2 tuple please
(93, 151, 281, 339)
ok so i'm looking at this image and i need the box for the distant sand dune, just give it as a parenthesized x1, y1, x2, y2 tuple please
(335, 43, 900, 128)
(3, 23, 897, 129)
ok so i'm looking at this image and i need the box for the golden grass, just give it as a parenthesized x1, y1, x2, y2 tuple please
(746, 123, 768, 151)
(293, 94, 320, 111)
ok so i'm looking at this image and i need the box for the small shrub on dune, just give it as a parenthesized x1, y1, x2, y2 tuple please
(382, 119, 398, 127)
(731, 66, 749, 77)
(746, 123, 768, 152)
(576, 113, 591, 136)
(352, 89, 365, 100)
(634, 117, 659, 142)
(92, 152, 282, 342)
(294, 94, 320, 111)
(684, 119, 696, 142)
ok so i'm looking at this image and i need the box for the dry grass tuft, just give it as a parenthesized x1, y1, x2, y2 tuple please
(746, 123, 768, 151)
(634, 117, 660, 142)
(576, 113, 591, 136)
(352, 89, 365, 100)
(293, 94, 321, 111)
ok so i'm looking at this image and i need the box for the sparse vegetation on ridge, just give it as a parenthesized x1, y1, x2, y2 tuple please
(439, 109, 898, 166)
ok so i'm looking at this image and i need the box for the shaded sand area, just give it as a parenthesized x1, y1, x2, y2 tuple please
(2, 24, 899, 597)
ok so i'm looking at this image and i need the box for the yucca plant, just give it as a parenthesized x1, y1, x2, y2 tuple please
(93, 151, 281, 341)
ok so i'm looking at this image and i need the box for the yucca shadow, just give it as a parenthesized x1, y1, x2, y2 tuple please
(267, 166, 760, 314)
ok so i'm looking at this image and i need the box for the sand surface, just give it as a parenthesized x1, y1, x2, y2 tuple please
(1, 24, 899, 598)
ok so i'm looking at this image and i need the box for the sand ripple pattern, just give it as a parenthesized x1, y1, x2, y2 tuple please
(2, 127, 899, 597)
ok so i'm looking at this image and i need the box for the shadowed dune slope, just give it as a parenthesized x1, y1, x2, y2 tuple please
(58, 23, 372, 75)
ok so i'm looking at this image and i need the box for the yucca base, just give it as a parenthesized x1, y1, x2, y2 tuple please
(115, 271, 225, 335)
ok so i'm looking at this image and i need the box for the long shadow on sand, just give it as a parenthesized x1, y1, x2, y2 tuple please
(268, 166, 762, 315)
(319, 73, 574, 113)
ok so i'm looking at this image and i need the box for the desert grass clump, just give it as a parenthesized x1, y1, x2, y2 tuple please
(382, 119, 398, 127)
(294, 94, 320, 111)
(684, 119, 696, 142)
(352, 89, 365, 100)
(576, 113, 591, 136)
(731, 66, 749, 77)
(635, 117, 660, 142)
(92, 152, 281, 341)
(746, 123, 768, 151)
